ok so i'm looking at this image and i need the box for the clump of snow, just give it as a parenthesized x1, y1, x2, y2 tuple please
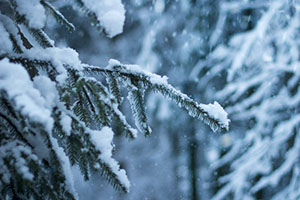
(60, 113, 72, 136)
(89, 127, 130, 191)
(0, 142, 36, 183)
(90, 127, 114, 160)
(107, 59, 169, 86)
(25, 47, 82, 84)
(0, 22, 12, 54)
(101, 11, 124, 38)
(0, 59, 53, 132)
(26, 47, 82, 69)
(33, 75, 58, 109)
(149, 75, 168, 85)
(200, 101, 230, 130)
(81, 0, 125, 38)
(13, 147, 34, 181)
(14, 0, 46, 29)
(108, 59, 121, 67)
(125, 64, 169, 85)
(33, 76, 73, 137)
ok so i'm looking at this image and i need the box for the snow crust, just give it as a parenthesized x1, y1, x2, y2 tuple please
(81, 0, 125, 38)
(0, 59, 53, 132)
(14, 0, 46, 29)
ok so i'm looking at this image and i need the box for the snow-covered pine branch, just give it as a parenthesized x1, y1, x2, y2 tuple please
(0, 0, 229, 199)
(195, 1, 300, 199)
(72, 0, 125, 38)
(41, 0, 75, 33)
(84, 59, 229, 132)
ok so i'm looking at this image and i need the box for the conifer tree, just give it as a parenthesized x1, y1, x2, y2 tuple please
(194, 1, 300, 199)
(0, 0, 229, 199)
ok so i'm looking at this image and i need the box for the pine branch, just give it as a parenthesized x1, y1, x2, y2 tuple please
(99, 162, 129, 193)
(73, 94, 92, 127)
(0, 112, 30, 147)
(27, 27, 53, 48)
(127, 80, 152, 136)
(38, 128, 77, 200)
(106, 73, 123, 104)
(72, 0, 103, 32)
(84, 81, 137, 139)
(8, 33, 23, 53)
(85, 83, 111, 127)
(0, 92, 33, 147)
(0, 89, 77, 200)
(66, 134, 81, 165)
(7, 56, 58, 80)
(65, 115, 130, 192)
(0, 138, 74, 200)
(84, 63, 229, 132)
(70, 73, 111, 127)
(53, 107, 123, 187)
(17, 26, 33, 49)
(41, 0, 75, 32)
(0, 12, 25, 52)
(9, 0, 53, 49)
(109, 105, 138, 139)
(66, 70, 134, 138)
(0, 0, 230, 195)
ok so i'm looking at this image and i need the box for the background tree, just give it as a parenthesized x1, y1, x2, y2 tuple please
(0, 0, 229, 200)
(194, 0, 300, 199)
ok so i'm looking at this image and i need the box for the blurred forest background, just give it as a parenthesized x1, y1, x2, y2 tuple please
(48, 0, 300, 199)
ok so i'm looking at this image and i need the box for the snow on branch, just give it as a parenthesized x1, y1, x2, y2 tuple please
(204, 1, 300, 199)
(41, 0, 75, 32)
(59, 111, 132, 193)
(0, 0, 230, 196)
(84, 59, 230, 132)
(13, 0, 46, 29)
(74, 0, 125, 38)
(0, 58, 53, 132)
(0, 22, 13, 55)
(89, 127, 130, 192)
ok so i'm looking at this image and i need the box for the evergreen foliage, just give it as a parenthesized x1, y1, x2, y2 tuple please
(194, 1, 300, 199)
(0, 1, 229, 199)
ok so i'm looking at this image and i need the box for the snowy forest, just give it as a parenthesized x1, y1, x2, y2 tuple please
(1, 0, 300, 199)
